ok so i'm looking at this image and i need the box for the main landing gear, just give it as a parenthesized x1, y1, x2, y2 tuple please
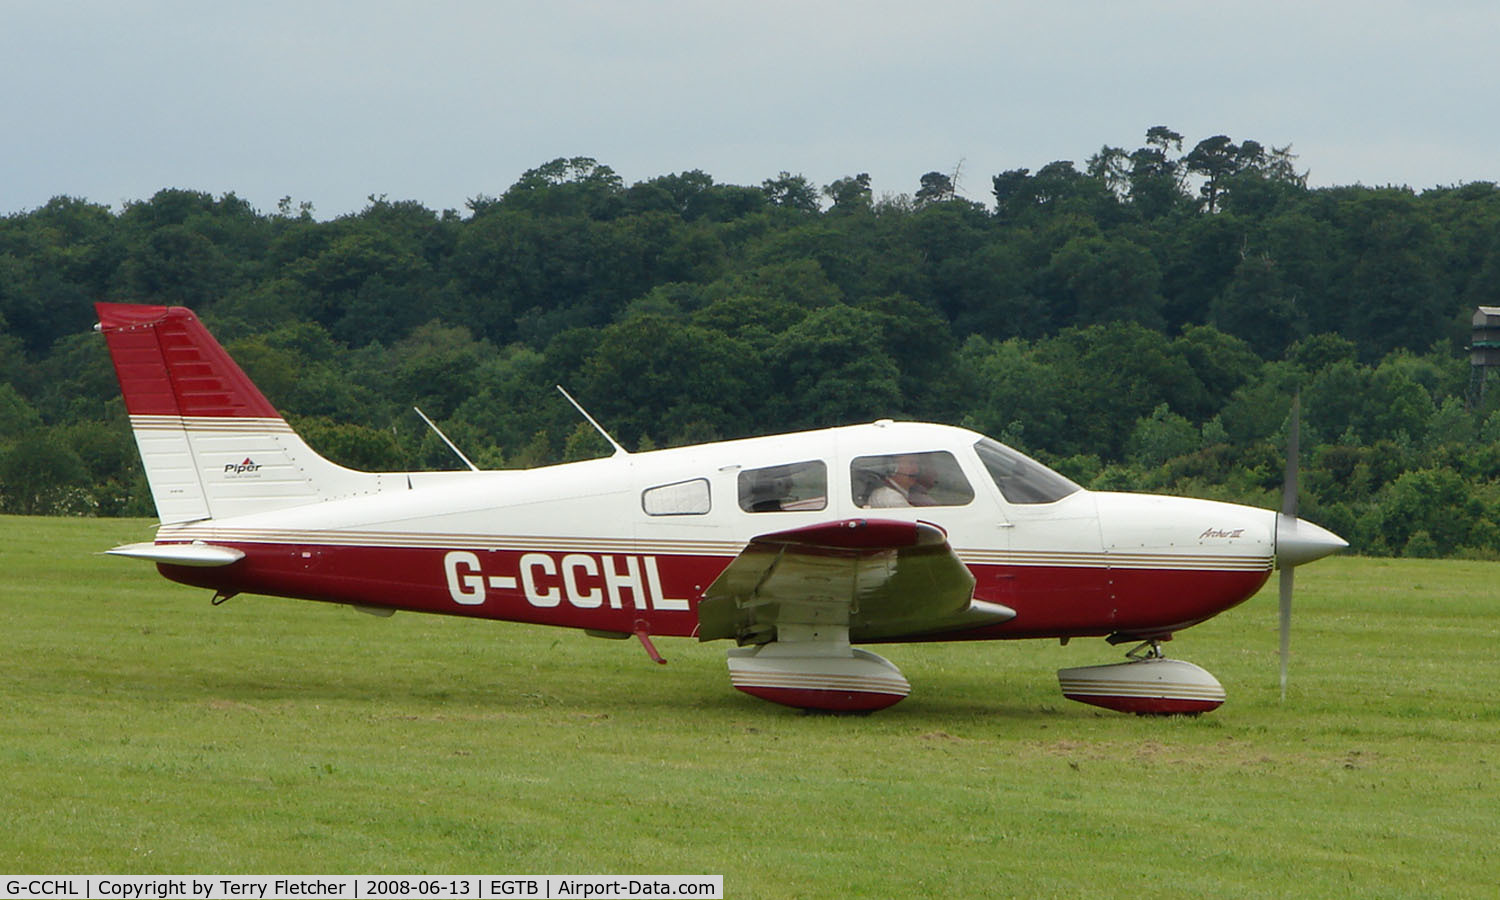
(1057, 638, 1226, 716)
(724, 625, 911, 713)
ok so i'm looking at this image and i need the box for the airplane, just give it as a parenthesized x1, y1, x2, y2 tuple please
(95, 301, 1347, 715)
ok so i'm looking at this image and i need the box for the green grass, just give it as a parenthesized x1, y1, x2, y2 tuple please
(2, 515, 1497, 897)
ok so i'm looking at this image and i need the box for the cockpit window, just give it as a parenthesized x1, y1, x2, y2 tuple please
(852, 451, 974, 508)
(738, 460, 827, 512)
(973, 438, 1081, 504)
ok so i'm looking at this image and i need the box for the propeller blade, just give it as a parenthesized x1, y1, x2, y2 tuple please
(1279, 391, 1300, 701)
(1281, 393, 1300, 518)
(1279, 566, 1293, 701)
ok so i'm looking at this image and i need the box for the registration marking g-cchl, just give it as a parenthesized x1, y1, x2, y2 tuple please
(443, 550, 691, 611)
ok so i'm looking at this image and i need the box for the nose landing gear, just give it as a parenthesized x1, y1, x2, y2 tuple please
(1057, 639, 1226, 716)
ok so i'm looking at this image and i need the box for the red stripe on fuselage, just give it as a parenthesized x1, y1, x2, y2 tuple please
(155, 543, 1269, 641)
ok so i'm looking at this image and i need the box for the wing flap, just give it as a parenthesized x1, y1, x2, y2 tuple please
(698, 518, 1014, 644)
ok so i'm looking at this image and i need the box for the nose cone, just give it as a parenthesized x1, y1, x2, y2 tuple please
(1276, 514, 1348, 568)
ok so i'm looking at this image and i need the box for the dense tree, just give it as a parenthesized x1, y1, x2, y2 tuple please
(1378, 467, 1482, 557)
(993, 161, 1122, 225)
(3, 132, 1499, 557)
(0, 432, 90, 514)
(578, 314, 764, 447)
(915, 171, 956, 206)
(1127, 404, 1200, 467)
(1045, 235, 1166, 328)
(761, 172, 821, 213)
(495, 157, 626, 219)
(823, 174, 872, 214)
(1128, 126, 1189, 220)
(767, 305, 903, 429)
(1210, 253, 1307, 357)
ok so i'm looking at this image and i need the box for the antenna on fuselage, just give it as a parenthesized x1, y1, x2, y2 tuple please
(556, 385, 629, 457)
(413, 406, 480, 472)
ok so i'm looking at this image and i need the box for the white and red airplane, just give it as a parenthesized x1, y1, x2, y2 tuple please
(96, 302, 1346, 714)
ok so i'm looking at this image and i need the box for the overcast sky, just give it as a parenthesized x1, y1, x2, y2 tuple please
(3, 1, 1496, 218)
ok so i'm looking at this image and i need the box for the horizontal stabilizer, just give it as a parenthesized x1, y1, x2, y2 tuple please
(105, 542, 246, 567)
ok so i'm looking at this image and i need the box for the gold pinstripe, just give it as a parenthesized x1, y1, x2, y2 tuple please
(156, 525, 745, 557)
(129, 415, 295, 433)
(154, 524, 1272, 570)
(961, 549, 1272, 571)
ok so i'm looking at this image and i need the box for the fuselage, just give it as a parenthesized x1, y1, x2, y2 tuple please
(152, 420, 1275, 644)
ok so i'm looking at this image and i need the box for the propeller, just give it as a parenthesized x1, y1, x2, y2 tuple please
(1274, 393, 1348, 700)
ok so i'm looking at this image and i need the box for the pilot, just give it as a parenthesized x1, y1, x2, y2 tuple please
(867, 455, 936, 508)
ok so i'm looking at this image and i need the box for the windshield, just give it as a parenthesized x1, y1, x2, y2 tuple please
(973, 438, 1081, 505)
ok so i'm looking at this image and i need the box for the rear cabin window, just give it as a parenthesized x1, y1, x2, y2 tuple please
(738, 461, 827, 512)
(642, 478, 711, 516)
(852, 451, 974, 508)
(974, 438, 1081, 504)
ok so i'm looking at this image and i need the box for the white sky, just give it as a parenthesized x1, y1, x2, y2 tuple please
(2, 1, 1496, 218)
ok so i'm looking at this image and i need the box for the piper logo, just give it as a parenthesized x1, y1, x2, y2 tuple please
(224, 457, 262, 475)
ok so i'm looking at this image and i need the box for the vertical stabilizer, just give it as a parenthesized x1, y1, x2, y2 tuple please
(96, 303, 387, 524)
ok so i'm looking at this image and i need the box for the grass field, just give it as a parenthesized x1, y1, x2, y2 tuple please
(2, 515, 1497, 897)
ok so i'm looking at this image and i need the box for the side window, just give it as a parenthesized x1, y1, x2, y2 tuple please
(642, 478, 711, 516)
(852, 451, 974, 509)
(738, 461, 827, 512)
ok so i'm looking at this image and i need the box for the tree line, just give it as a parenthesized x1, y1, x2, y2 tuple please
(3, 127, 1499, 558)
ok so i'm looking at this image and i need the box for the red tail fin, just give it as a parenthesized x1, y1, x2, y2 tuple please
(95, 303, 279, 418)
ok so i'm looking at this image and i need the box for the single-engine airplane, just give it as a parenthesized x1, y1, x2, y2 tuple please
(96, 302, 1346, 714)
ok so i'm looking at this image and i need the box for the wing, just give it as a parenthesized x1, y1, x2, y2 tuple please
(696, 518, 1015, 645)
